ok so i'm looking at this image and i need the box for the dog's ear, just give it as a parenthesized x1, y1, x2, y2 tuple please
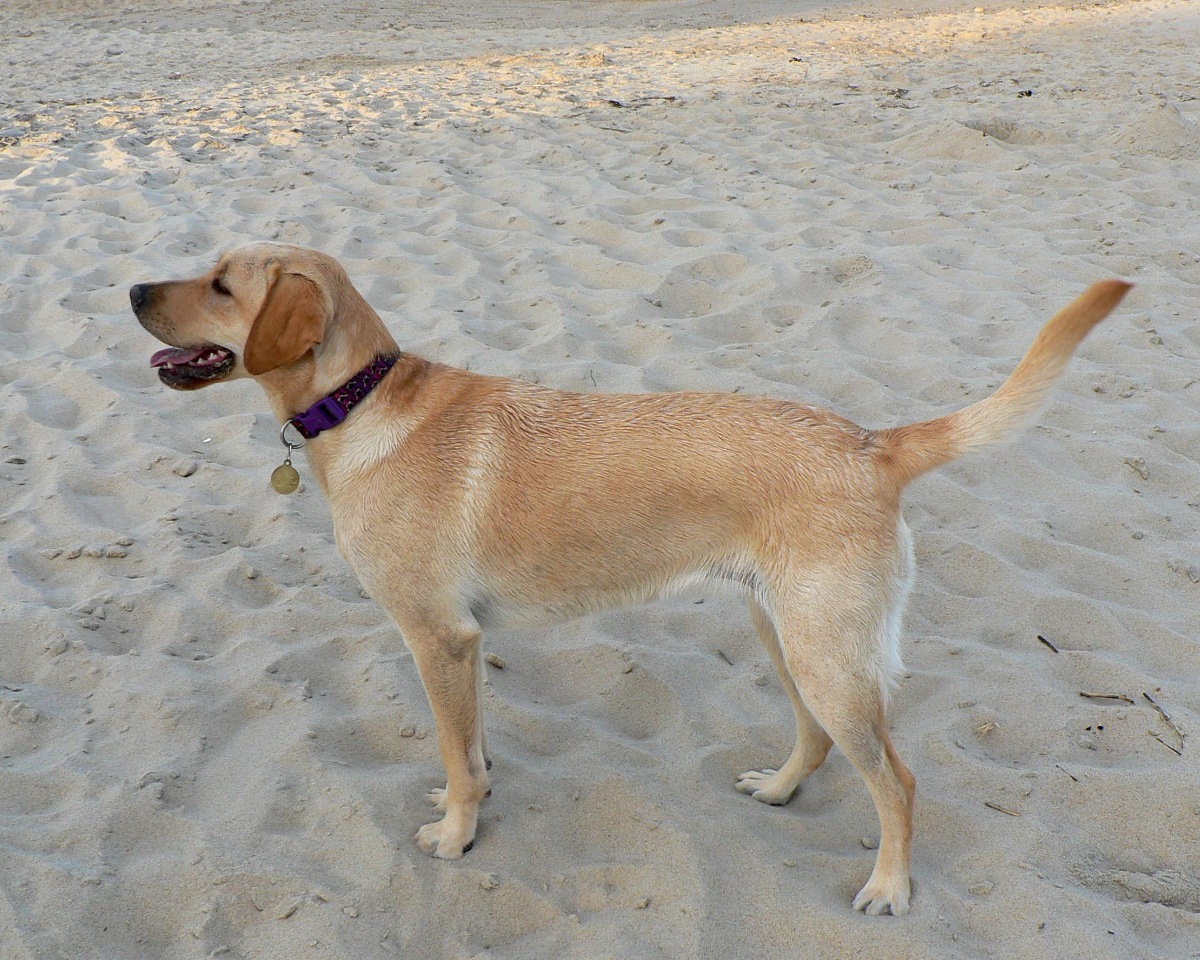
(243, 266, 329, 375)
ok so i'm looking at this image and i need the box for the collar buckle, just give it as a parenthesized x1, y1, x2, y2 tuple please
(300, 396, 348, 435)
(288, 352, 400, 440)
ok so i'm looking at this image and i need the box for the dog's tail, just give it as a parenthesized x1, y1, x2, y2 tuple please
(874, 280, 1132, 488)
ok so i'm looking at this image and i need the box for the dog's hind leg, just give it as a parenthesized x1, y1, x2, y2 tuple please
(736, 596, 833, 805)
(776, 583, 915, 916)
(398, 615, 490, 859)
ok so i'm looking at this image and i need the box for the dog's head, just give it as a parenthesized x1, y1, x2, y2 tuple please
(130, 243, 340, 390)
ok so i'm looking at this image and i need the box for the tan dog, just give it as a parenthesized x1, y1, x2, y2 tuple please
(130, 243, 1130, 916)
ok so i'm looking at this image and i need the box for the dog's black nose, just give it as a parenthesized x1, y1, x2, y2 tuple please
(129, 283, 149, 312)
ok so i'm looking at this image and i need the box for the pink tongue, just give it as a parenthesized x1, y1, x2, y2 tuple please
(151, 346, 208, 367)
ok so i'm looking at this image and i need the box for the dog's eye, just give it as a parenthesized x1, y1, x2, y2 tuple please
(212, 276, 231, 296)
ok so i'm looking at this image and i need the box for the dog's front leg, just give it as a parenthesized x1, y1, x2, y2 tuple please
(400, 617, 490, 859)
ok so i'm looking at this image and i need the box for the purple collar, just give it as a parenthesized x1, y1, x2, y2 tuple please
(288, 353, 401, 440)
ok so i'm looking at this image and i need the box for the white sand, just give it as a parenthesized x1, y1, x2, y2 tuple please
(2, 0, 1198, 957)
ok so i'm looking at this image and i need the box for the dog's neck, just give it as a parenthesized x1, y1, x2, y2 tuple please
(254, 284, 415, 493)
(258, 284, 399, 420)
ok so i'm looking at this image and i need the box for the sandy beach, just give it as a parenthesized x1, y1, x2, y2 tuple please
(1, 0, 1198, 957)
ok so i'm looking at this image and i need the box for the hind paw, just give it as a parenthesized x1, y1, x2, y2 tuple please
(735, 768, 798, 806)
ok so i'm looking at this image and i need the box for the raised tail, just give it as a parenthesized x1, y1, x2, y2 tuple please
(875, 280, 1132, 487)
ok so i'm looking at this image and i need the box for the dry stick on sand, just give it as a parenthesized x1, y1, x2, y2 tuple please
(1036, 634, 1060, 653)
(1143, 692, 1185, 743)
(984, 801, 1020, 817)
(1149, 732, 1183, 757)
(606, 96, 678, 109)
(1078, 692, 1135, 704)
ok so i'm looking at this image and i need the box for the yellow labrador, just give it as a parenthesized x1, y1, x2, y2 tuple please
(130, 243, 1129, 916)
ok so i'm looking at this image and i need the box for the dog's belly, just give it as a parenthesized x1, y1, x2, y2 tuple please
(465, 556, 764, 629)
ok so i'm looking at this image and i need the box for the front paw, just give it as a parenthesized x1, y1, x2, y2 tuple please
(415, 814, 476, 860)
(852, 872, 911, 917)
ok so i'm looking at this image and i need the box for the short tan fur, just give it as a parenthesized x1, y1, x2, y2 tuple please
(131, 244, 1130, 916)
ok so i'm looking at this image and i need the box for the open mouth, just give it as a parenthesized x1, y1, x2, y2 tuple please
(150, 344, 236, 390)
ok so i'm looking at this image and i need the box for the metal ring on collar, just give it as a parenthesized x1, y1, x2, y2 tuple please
(280, 419, 307, 450)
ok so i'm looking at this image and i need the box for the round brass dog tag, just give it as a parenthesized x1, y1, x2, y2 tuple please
(271, 463, 300, 495)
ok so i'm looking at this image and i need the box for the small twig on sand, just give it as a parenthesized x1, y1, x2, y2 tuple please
(984, 801, 1020, 817)
(1036, 634, 1059, 653)
(1149, 732, 1183, 756)
(1055, 763, 1079, 782)
(1078, 692, 1135, 704)
(1143, 692, 1185, 742)
(606, 96, 678, 109)
(717, 649, 734, 666)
